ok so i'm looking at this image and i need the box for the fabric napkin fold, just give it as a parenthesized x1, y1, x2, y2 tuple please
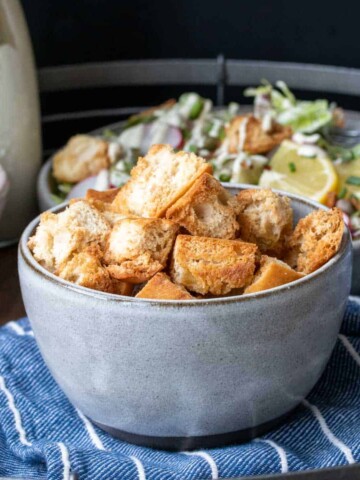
(0, 298, 359, 480)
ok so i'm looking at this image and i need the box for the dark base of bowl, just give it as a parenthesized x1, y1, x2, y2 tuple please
(92, 409, 294, 451)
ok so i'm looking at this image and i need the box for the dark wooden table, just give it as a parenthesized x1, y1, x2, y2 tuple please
(0, 245, 26, 326)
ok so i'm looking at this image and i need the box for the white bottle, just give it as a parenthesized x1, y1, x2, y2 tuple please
(0, 0, 41, 245)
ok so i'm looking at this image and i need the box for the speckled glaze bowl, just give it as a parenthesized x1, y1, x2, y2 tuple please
(19, 187, 352, 450)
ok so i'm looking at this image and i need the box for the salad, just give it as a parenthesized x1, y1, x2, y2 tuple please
(50, 81, 360, 239)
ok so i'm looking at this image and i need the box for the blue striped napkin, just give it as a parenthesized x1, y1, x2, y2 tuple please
(0, 298, 359, 480)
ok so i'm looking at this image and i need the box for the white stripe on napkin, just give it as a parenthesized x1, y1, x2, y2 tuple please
(0, 375, 31, 446)
(76, 409, 105, 450)
(255, 439, 288, 473)
(302, 399, 355, 464)
(184, 451, 219, 479)
(339, 334, 360, 367)
(130, 455, 146, 480)
(58, 442, 71, 480)
(7, 322, 34, 337)
(7, 321, 26, 335)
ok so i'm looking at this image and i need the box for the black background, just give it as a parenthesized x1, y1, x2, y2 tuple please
(21, 0, 359, 68)
(20, 0, 360, 151)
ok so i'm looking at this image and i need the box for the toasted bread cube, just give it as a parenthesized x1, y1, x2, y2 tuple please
(104, 218, 179, 283)
(53, 135, 110, 183)
(85, 188, 120, 204)
(285, 208, 344, 274)
(57, 246, 132, 295)
(28, 200, 111, 271)
(135, 272, 194, 300)
(166, 173, 239, 239)
(170, 235, 258, 295)
(227, 115, 292, 155)
(244, 255, 304, 294)
(112, 144, 212, 218)
(234, 189, 293, 256)
(27, 211, 58, 272)
(81, 192, 131, 226)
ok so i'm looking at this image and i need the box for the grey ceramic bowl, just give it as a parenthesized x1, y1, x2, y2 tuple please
(19, 187, 352, 450)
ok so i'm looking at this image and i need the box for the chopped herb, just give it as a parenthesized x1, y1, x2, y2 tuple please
(188, 145, 197, 153)
(288, 162, 296, 173)
(50, 194, 65, 205)
(102, 128, 117, 140)
(58, 182, 73, 194)
(125, 114, 154, 129)
(338, 187, 348, 199)
(219, 173, 231, 182)
(182, 128, 191, 140)
(346, 176, 360, 186)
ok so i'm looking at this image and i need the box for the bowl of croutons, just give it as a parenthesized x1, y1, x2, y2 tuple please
(19, 144, 352, 450)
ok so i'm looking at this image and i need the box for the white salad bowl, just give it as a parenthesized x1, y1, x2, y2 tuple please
(19, 186, 352, 450)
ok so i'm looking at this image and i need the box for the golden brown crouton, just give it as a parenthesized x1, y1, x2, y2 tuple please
(82, 197, 130, 226)
(57, 246, 132, 295)
(170, 235, 258, 295)
(104, 218, 179, 283)
(28, 200, 111, 271)
(227, 115, 292, 154)
(112, 144, 212, 218)
(285, 208, 344, 274)
(135, 272, 194, 300)
(53, 135, 110, 183)
(166, 173, 239, 239)
(234, 189, 293, 257)
(27, 211, 58, 272)
(74, 189, 129, 226)
(244, 255, 304, 294)
(85, 188, 120, 204)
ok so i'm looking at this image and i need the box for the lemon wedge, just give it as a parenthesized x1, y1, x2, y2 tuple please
(334, 157, 360, 198)
(259, 140, 339, 204)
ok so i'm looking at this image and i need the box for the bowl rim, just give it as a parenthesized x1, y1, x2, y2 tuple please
(21, 184, 352, 306)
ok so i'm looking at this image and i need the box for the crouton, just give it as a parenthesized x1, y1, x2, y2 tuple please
(112, 144, 212, 218)
(170, 235, 258, 295)
(85, 188, 120, 204)
(227, 115, 292, 155)
(53, 135, 110, 183)
(57, 246, 132, 295)
(82, 193, 130, 226)
(234, 189, 293, 256)
(244, 255, 304, 294)
(28, 200, 111, 271)
(104, 218, 179, 283)
(285, 207, 344, 274)
(166, 173, 239, 239)
(135, 272, 194, 300)
(27, 211, 58, 272)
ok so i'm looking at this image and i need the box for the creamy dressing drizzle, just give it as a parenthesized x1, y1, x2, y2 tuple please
(108, 142, 122, 164)
(238, 116, 249, 152)
(149, 121, 169, 145)
(185, 100, 212, 149)
(208, 118, 223, 138)
(118, 124, 144, 150)
(297, 145, 326, 158)
(292, 132, 320, 145)
(179, 93, 199, 117)
(261, 112, 273, 132)
(94, 169, 110, 191)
